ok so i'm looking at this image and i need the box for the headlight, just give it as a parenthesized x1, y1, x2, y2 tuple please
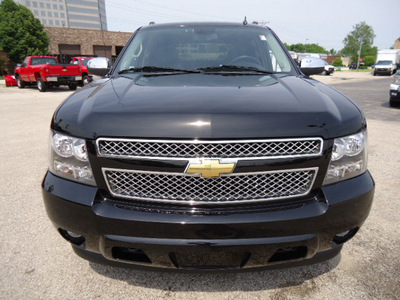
(323, 131, 368, 185)
(49, 132, 95, 186)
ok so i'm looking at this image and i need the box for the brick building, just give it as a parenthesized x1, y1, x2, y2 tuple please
(45, 27, 133, 63)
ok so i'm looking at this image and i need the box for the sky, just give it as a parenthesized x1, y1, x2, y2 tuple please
(105, 0, 399, 52)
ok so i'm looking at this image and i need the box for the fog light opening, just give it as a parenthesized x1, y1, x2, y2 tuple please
(333, 227, 359, 244)
(58, 228, 85, 246)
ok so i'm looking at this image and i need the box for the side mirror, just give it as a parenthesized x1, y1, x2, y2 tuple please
(87, 57, 111, 77)
(300, 57, 325, 76)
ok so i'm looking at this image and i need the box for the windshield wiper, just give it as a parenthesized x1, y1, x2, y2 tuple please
(196, 65, 275, 74)
(118, 66, 200, 75)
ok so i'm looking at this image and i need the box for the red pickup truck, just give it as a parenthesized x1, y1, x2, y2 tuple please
(15, 56, 83, 92)
(71, 56, 95, 84)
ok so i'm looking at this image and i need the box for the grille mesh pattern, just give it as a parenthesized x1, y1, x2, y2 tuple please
(97, 139, 322, 159)
(104, 169, 316, 204)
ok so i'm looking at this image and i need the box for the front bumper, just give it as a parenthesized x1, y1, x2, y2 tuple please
(374, 68, 392, 75)
(390, 84, 400, 105)
(42, 171, 374, 271)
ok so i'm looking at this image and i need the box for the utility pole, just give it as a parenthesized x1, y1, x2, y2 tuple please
(356, 35, 366, 70)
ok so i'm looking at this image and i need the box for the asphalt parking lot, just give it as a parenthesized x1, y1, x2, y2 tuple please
(0, 72, 399, 299)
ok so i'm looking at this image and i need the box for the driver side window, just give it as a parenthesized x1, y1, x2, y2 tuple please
(22, 57, 29, 67)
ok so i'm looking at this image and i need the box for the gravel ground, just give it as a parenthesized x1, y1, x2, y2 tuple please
(0, 72, 399, 299)
(312, 69, 377, 84)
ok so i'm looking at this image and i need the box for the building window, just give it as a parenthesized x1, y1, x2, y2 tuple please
(39, 2, 44, 8)
(56, 20, 60, 25)
(46, 3, 51, 9)
(41, 11, 45, 16)
(54, 12, 59, 17)
(53, 4, 57, 9)
(42, 19, 47, 24)
(60, 13, 65, 18)
(49, 20, 53, 25)
(32, 1, 38, 7)
(26, 1, 31, 6)
(59, 4, 64, 10)
(47, 11, 53, 17)
(34, 10, 39, 16)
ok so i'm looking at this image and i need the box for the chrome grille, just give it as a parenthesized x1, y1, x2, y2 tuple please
(96, 138, 322, 159)
(103, 168, 318, 205)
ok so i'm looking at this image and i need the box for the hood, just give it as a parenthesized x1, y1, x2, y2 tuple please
(53, 74, 364, 140)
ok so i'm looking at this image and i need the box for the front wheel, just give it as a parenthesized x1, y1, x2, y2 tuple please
(82, 75, 92, 85)
(68, 84, 77, 90)
(17, 76, 25, 89)
(37, 77, 47, 92)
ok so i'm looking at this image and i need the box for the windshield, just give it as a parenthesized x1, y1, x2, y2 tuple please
(31, 57, 58, 65)
(115, 25, 294, 75)
(376, 61, 392, 65)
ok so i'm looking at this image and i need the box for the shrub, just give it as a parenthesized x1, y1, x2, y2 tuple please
(363, 56, 375, 67)
(332, 57, 343, 67)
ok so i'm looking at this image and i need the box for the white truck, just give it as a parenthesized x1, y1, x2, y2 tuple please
(374, 49, 400, 76)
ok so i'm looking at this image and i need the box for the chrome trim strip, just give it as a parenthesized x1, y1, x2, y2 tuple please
(102, 167, 319, 205)
(96, 137, 324, 161)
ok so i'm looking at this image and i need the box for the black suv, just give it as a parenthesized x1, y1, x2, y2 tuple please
(42, 22, 374, 271)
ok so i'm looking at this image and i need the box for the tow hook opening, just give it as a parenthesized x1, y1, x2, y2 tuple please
(268, 246, 308, 263)
(333, 227, 359, 245)
(112, 247, 152, 264)
(58, 228, 85, 246)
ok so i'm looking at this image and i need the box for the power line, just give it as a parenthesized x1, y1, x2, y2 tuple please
(131, 0, 222, 19)
(106, 1, 219, 21)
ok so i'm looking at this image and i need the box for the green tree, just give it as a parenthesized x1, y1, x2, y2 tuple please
(0, 0, 49, 63)
(286, 43, 328, 54)
(332, 57, 343, 67)
(341, 22, 377, 63)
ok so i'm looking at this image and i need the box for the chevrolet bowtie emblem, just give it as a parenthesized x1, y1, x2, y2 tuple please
(186, 159, 236, 178)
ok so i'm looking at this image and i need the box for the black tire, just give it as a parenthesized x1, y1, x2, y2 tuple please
(16, 76, 25, 88)
(82, 75, 92, 85)
(68, 84, 77, 90)
(37, 77, 47, 92)
(373, 72, 376, 76)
